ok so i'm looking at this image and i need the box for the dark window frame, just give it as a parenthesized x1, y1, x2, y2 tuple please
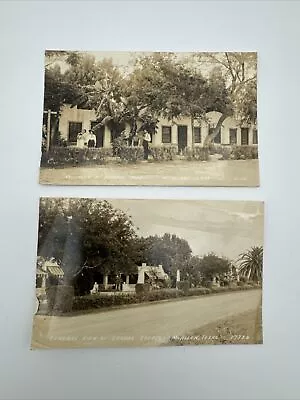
(241, 127, 249, 145)
(68, 121, 83, 143)
(253, 129, 258, 145)
(162, 125, 172, 143)
(229, 128, 237, 145)
(194, 126, 201, 143)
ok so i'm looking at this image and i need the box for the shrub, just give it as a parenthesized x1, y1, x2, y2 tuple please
(221, 278, 230, 286)
(231, 146, 258, 160)
(71, 283, 259, 312)
(52, 131, 68, 148)
(46, 285, 74, 314)
(188, 287, 212, 296)
(176, 281, 190, 295)
(183, 146, 209, 161)
(135, 283, 151, 295)
(211, 286, 228, 294)
(219, 147, 232, 160)
(146, 288, 180, 302)
(72, 293, 138, 311)
(118, 146, 144, 163)
(208, 143, 217, 154)
(112, 136, 126, 157)
(41, 147, 113, 167)
(150, 146, 178, 161)
(203, 280, 213, 288)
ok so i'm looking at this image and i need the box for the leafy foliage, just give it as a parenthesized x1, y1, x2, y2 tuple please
(71, 284, 258, 313)
(43, 51, 257, 149)
(41, 147, 113, 167)
(198, 253, 231, 284)
(183, 146, 209, 161)
(237, 246, 263, 282)
(150, 146, 178, 161)
(141, 233, 192, 281)
(38, 199, 140, 285)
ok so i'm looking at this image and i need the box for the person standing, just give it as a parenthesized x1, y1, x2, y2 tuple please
(142, 131, 151, 160)
(77, 130, 85, 148)
(87, 130, 96, 148)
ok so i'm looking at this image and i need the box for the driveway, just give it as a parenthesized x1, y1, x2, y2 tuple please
(32, 289, 262, 348)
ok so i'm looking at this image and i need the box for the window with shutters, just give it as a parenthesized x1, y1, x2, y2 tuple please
(68, 122, 83, 143)
(162, 126, 171, 143)
(193, 127, 201, 143)
(229, 128, 237, 145)
(241, 128, 249, 145)
(253, 129, 258, 145)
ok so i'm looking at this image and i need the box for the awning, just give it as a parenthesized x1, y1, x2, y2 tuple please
(36, 267, 47, 277)
(47, 266, 64, 277)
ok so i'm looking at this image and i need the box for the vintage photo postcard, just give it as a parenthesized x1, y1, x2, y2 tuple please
(32, 198, 264, 349)
(39, 51, 259, 186)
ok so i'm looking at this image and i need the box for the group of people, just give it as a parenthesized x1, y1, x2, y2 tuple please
(77, 129, 97, 149)
(120, 129, 151, 160)
(77, 127, 152, 160)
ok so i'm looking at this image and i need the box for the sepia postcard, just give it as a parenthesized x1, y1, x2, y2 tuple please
(39, 51, 259, 187)
(32, 198, 264, 349)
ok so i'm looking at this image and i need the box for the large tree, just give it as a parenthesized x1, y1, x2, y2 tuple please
(198, 253, 231, 284)
(180, 255, 203, 287)
(195, 52, 257, 146)
(43, 51, 257, 149)
(142, 233, 192, 281)
(126, 53, 210, 145)
(38, 198, 140, 286)
(237, 246, 263, 283)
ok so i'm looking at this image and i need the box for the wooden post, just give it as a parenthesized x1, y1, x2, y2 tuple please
(46, 109, 51, 152)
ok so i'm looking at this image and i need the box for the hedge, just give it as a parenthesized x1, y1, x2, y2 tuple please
(118, 146, 144, 163)
(231, 145, 258, 160)
(183, 146, 209, 161)
(209, 144, 258, 160)
(41, 147, 113, 167)
(150, 146, 178, 161)
(176, 281, 190, 294)
(71, 284, 261, 313)
(135, 283, 151, 295)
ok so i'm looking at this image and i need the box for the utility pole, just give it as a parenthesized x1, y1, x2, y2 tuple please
(43, 109, 57, 151)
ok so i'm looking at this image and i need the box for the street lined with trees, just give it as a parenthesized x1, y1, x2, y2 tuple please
(37, 198, 263, 304)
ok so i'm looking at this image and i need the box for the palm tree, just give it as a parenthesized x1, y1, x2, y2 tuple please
(237, 246, 263, 283)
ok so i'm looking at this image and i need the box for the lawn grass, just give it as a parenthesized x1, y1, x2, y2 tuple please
(168, 302, 263, 346)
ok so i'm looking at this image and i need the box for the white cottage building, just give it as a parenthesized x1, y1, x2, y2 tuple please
(58, 105, 258, 151)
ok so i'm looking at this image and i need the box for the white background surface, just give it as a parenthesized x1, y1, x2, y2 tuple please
(1, 1, 299, 399)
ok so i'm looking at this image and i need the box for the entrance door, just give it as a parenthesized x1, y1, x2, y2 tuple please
(241, 128, 249, 145)
(91, 122, 105, 147)
(177, 125, 188, 152)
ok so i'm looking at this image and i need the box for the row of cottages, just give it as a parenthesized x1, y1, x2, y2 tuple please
(91, 263, 170, 293)
(58, 105, 258, 151)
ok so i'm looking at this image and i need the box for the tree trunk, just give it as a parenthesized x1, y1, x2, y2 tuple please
(191, 115, 194, 149)
(203, 113, 229, 147)
(129, 119, 137, 146)
(50, 117, 59, 148)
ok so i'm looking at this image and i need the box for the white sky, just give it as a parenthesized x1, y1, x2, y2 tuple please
(109, 199, 264, 261)
(47, 50, 233, 75)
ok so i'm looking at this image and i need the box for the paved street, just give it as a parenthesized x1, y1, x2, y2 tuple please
(39, 159, 259, 186)
(32, 289, 261, 348)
